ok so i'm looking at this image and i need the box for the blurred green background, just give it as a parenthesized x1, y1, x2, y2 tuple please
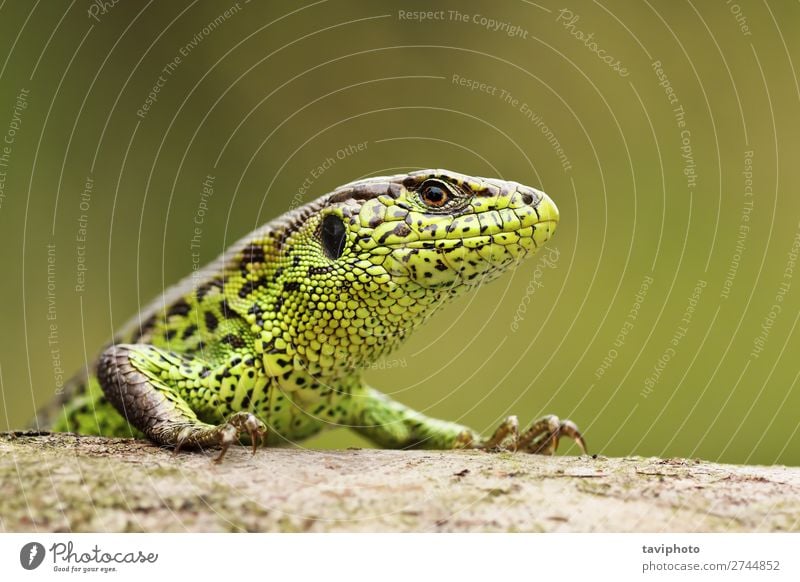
(1, 0, 798, 465)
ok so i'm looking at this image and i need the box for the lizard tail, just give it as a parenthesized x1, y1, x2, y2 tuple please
(30, 363, 139, 437)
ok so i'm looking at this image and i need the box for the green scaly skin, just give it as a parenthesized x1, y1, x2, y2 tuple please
(37, 169, 586, 461)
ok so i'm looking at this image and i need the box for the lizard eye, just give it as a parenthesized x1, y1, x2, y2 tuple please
(419, 180, 450, 208)
(321, 214, 347, 260)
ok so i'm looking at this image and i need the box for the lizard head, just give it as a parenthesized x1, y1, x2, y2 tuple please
(247, 169, 559, 368)
(315, 169, 559, 293)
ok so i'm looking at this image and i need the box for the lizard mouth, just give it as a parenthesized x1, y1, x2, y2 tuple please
(385, 219, 558, 250)
(358, 187, 559, 288)
(379, 218, 558, 288)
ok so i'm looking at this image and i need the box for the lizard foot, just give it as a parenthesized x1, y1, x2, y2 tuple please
(477, 414, 587, 455)
(175, 412, 267, 463)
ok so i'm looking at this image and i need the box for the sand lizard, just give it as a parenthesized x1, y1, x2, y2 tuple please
(36, 169, 585, 461)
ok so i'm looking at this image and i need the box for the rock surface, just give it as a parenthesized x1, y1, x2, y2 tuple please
(1, 432, 798, 532)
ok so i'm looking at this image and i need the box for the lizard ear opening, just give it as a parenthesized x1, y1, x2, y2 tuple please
(321, 214, 347, 260)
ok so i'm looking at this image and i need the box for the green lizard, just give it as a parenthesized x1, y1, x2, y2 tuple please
(35, 169, 585, 461)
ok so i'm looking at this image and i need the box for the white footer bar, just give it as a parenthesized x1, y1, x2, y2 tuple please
(1, 533, 797, 581)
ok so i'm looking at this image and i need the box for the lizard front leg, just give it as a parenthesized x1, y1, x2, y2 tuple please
(348, 386, 480, 449)
(349, 384, 585, 454)
(97, 344, 266, 462)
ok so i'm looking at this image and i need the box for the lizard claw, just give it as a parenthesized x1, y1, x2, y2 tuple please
(479, 414, 587, 455)
(169, 412, 267, 463)
(214, 412, 268, 463)
(478, 415, 519, 451)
